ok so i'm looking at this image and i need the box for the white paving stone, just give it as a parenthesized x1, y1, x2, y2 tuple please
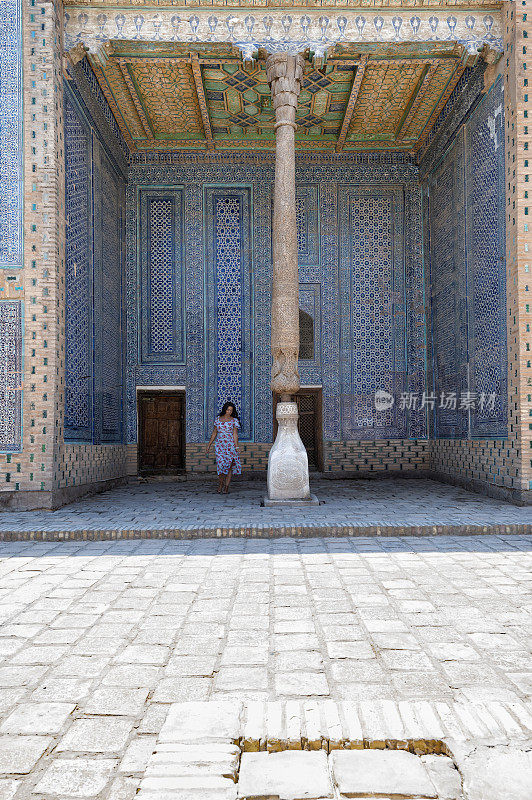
(159, 701, 242, 744)
(32, 758, 116, 797)
(0, 736, 51, 774)
(0, 701, 75, 734)
(457, 745, 532, 800)
(57, 718, 133, 753)
(237, 750, 333, 799)
(420, 755, 462, 800)
(330, 749, 438, 798)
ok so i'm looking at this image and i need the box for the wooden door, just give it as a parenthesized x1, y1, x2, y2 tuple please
(138, 392, 185, 474)
(273, 389, 323, 471)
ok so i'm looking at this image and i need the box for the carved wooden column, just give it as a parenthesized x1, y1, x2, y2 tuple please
(265, 52, 314, 504)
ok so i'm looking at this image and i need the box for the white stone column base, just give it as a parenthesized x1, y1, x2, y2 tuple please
(266, 401, 314, 503)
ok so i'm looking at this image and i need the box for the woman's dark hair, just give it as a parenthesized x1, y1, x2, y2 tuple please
(218, 401, 239, 420)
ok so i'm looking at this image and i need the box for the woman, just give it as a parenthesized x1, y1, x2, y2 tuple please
(206, 402, 242, 493)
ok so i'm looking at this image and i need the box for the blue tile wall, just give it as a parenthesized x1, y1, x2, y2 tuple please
(204, 188, 253, 441)
(427, 132, 469, 439)
(139, 189, 185, 365)
(93, 142, 125, 444)
(423, 76, 507, 439)
(64, 96, 93, 441)
(0, 300, 22, 452)
(466, 81, 506, 438)
(296, 185, 320, 267)
(0, 0, 23, 268)
(127, 152, 426, 445)
(338, 186, 424, 439)
(64, 80, 126, 444)
(298, 283, 321, 379)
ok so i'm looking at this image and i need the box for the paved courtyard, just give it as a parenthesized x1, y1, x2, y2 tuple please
(1, 478, 531, 536)
(0, 534, 530, 797)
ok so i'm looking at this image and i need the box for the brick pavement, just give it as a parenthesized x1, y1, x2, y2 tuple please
(0, 479, 531, 538)
(0, 534, 530, 797)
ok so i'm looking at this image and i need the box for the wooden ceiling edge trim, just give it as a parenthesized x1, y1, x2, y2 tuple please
(395, 60, 439, 140)
(335, 55, 368, 154)
(86, 54, 137, 152)
(190, 54, 215, 152)
(118, 62, 155, 140)
(412, 59, 468, 154)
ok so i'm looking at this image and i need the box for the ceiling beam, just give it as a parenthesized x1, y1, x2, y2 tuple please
(335, 55, 368, 154)
(118, 62, 154, 140)
(87, 55, 136, 151)
(413, 59, 468, 153)
(191, 54, 215, 151)
(395, 61, 439, 140)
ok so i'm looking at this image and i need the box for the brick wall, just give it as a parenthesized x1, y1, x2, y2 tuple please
(58, 444, 129, 488)
(323, 440, 430, 475)
(502, 0, 532, 496)
(0, 0, 66, 506)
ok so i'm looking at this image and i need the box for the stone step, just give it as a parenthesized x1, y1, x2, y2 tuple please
(0, 522, 529, 541)
(135, 699, 532, 800)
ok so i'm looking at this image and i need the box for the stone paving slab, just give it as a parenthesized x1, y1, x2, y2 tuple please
(0, 535, 530, 798)
(135, 700, 530, 800)
(0, 479, 530, 540)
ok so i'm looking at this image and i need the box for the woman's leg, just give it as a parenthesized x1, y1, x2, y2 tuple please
(217, 472, 225, 493)
(224, 464, 233, 492)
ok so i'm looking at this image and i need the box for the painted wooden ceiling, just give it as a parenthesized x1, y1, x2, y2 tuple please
(87, 40, 471, 153)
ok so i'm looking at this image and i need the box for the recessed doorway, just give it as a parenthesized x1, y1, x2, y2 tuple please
(273, 388, 323, 472)
(138, 391, 185, 475)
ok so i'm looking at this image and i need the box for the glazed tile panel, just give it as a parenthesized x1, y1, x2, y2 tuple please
(139, 189, 185, 365)
(0, 301, 22, 452)
(64, 81, 126, 445)
(204, 188, 253, 441)
(0, 0, 23, 268)
(425, 77, 507, 439)
(466, 82, 506, 438)
(127, 154, 426, 445)
(339, 186, 410, 439)
(64, 96, 93, 441)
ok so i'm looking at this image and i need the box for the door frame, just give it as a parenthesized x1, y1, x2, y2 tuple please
(272, 386, 324, 472)
(137, 388, 186, 475)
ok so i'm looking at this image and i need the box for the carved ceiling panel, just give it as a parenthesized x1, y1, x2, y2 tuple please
(85, 40, 476, 152)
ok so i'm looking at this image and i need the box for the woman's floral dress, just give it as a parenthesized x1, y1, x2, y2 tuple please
(214, 417, 241, 475)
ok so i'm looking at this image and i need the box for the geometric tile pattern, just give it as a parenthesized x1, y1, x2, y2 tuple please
(204, 188, 253, 440)
(63, 78, 126, 445)
(214, 196, 243, 416)
(64, 95, 93, 441)
(139, 190, 185, 365)
(0, 0, 23, 267)
(127, 153, 425, 445)
(94, 145, 124, 443)
(425, 75, 507, 439)
(426, 135, 469, 439)
(296, 186, 320, 266)
(338, 187, 418, 439)
(466, 79, 506, 437)
(148, 199, 174, 354)
(298, 284, 321, 370)
(0, 301, 22, 451)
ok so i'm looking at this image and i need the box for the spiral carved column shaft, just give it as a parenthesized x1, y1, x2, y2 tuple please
(265, 52, 312, 503)
(266, 52, 304, 400)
